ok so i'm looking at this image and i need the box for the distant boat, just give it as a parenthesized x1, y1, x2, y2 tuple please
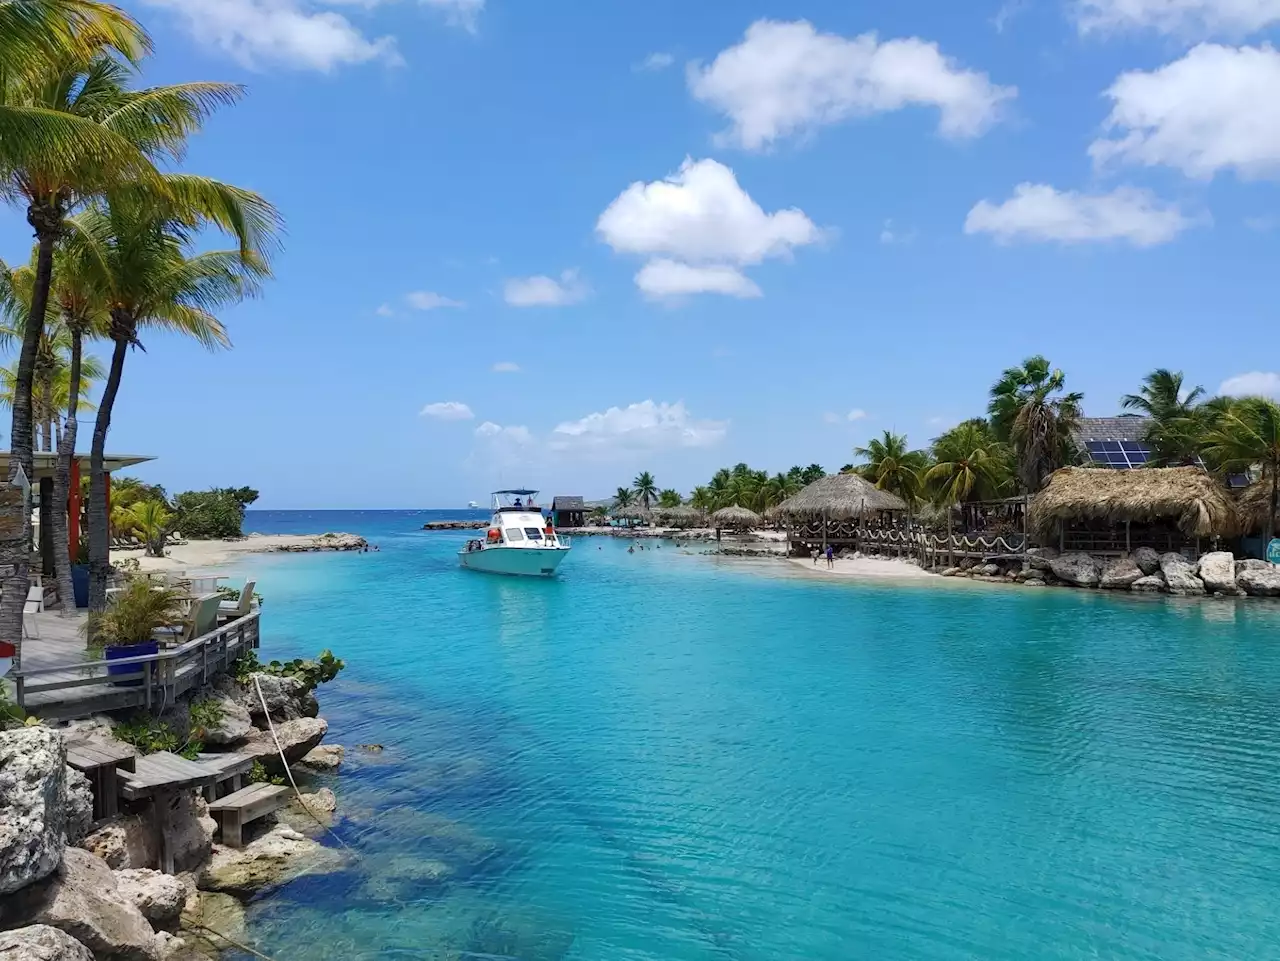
(459, 490, 571, 577)
(468, 500, 480, 509)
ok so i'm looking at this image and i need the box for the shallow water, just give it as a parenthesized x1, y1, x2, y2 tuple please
(231, 511, 1280, 961)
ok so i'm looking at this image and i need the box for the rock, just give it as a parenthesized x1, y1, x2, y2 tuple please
(977, 563, 1001, 576)
(1048, 552, 1102, 588)
(1099, 556, 1144, 590)
(1159, 552, 1205, 596)
(165, 793, 216, 875)
(0, 728, 68, 895)
(1133, 546, 1161, 576)
(275, 532, 367, 553)
(240, 717, 328, 773)
(1237, 558, 1274, 574)
(1197, 551, 1241, 595)
(64, 766, 94, 845)
(180, 891, 246, 959)
(298, 744, 344, 771)
(115, 869, 185, 927)
(940, 567, 961, 577)
(1131, 574, 1166, 593)
(243, 674, 319, 723)
(1026, 547, 1058, 572)
(196, 692, 252, 746)
(1238, 564, 1280, 597)
(362, 854, 453, 901)
(299, 787, 336, 814)
(153, 932, 205, 961)
(1023, 578, 1045, 587)
(198, 825, 346, 898)
(0, 847, 159, 961)
(357, 743, 384, 754)
(79, 816, 157, 871)
(0, 925, 95, 961)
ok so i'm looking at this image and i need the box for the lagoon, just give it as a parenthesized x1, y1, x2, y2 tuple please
(232, 510, 1280, 961)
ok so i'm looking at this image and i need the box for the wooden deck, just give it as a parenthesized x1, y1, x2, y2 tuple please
(10, 609, 260, 721)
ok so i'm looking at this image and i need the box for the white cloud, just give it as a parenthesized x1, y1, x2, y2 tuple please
(550, 401, 727, 455)
(636, 52, 675, 72)
(879, 219, 916, 244)
(503, 269, 589, 307)
(141, 0, 401, 71)
(474, 421, 531, 442)
(375, 303, 396, 317)
(597, 157, 821, 298)
(1073, 0, 1280, 36)
(1089, 44, 1280, 180)
(421, 401, 474, 420)
(823, 408, 870, 424)
(418, 0, 484, 32)
(687, 19, 1015, 150)
(406, 290, 464, 310)
(964, 183, 1191, 246)
(1245, 215, 1277, 231)
(847, 409, 869, 421)
(1219, 371, 1280, 397)
(634, 260, 762, 300)
(491, 361, 520, 373)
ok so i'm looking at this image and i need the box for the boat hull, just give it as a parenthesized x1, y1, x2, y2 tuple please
(458, 546, 570, 577)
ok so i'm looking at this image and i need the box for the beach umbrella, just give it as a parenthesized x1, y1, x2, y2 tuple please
(711, 505, 761, 530)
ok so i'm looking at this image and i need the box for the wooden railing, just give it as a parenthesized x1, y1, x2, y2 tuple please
(790, 526, 1027, 562)
(14, 610, 260, 717)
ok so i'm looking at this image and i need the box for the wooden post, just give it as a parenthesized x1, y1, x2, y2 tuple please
(1125, 520, 1131, 555)
(1059, 521, 1065, 553)
(68, 457, 80, 560)
(821, 508, 827, 555)
(155, 790, 174, 874)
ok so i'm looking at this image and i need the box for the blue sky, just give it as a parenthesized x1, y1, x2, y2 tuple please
(3, 0, 1278, 508)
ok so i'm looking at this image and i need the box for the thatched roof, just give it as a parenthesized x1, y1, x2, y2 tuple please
(612, 504, 652, 520)
(1235, 474, 1277, 535)
(771, 472, 908, 519)
(710, 504, 761, 529)
(654, 505, 706, 525)
(1030, 466, 1239, 539)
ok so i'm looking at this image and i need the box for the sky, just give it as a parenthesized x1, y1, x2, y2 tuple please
(2, 0, 1279, 508)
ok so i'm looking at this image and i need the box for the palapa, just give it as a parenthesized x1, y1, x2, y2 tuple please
(710, 505, 762, 529)
(1030, 466, 1239, 539)
(1235, 472, 1279, 536)
(771, 472, 907, 519)
(655, 505, 707, 528)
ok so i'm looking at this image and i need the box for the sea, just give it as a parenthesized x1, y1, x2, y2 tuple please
(224, 509, 1280, 961)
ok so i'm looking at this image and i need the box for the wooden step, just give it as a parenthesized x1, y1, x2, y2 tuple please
(207, 782, 291, 848)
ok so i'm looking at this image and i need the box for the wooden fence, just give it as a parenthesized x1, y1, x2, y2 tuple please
(790, 526, 1028, 566)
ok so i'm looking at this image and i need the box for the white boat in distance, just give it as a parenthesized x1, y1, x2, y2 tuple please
(467, 500, 480, 509)
(459, 490, 571, 577)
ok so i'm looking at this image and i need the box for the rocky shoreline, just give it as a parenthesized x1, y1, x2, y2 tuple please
(256, 532, 369, 553)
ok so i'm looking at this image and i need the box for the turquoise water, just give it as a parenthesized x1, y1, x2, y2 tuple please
(230, 511, 1280, 961)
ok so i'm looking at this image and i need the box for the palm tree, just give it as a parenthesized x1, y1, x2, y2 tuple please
(925, 418, 1012, 509)
(1121, 368, 1207, 465)
(760, 471, 801, 510)
(633, 471, 658, 510)
(1202, 397, 1280, 539)
(689, 486, 713, 511)
(613, 487, 634, 509)
(854, 430, 928, 505)
(0, 1, 146, 68)
(657, 488, 682, 509)
(124, 498, 172, 557)
(69, 179, 278, 611)
(988, 355, 1083, 492)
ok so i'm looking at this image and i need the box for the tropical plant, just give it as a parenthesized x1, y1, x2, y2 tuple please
(123, 498, 172, 556)
(613, 487, 635, 509)
(988, 355, 1083, 492)
(1201, 397, 1280, 539)
(925, 418, 1012, 507)
(689, 486, 712, 511)
(854, 430, 928, 505)
(172, 486, 259, 539)
(0, 0, 146, 69)
(231, 647, 345, 694)
(632, 471, 658, 510)
(589, 504, 608, 523)
(86, 575, 184, 649)
(1121, 368, 1207, 466)
(657, 488, 682, 508)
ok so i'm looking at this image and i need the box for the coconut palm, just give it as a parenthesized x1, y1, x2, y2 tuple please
(689, 486, 713, 511)
(854, 431, 928, 505)
(1201, 397, 1280, 539)
(760, 471, 801, 510)
(988, 355, 1082, 493)
(657, 488, 682, 509)
(925, 419, 1012, 507)
(0, 1, 146, 69)
(613, 487, 634, 509)
(124, 498, 172, 557)
(1121, 368, 1207, 465)
(632, 471, 658, 510)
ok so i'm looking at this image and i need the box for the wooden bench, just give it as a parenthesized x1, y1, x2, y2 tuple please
(66, 741, 138, 821)
(207, 783, 291, 848)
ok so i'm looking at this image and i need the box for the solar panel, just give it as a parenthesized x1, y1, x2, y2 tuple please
(1083, 439, 1152, 469)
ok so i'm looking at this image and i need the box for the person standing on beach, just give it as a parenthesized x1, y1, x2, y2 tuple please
(825, 545, 834, 568)
(810, 548, 819, 565)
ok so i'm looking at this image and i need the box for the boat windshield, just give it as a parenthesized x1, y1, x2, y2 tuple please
(523, 528, 544, 540)
(492, 489, 540, 510)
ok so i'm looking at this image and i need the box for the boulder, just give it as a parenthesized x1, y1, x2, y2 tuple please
(1130, 574, 1166, 593)
(240, 717, 328, 773)
(0, 847, 159, 961)
(1023, 578, 1046, 587)
(0, 925, 95, 961)
(1197, 551, 1241, 595)
(298, 787, 336, 814)
(362, 855, 453, 901)
(1238, 564, 1280, 597)
(115, 869, 185, 927)
(179, 891, 245, 960)
(196, 692, 252, 746)
(0, 727, 68, 895)
(1133, 546, 1161, 576)
(1048, 552, 1102, 588)
(298, 744, 344, 771)
(1237, 558, 1274, 574)
(1026, 547, 1058, 573)
(1099, 556, 1144, 590)
(243, 674, 319, 724)
(79, 816, 157, 871)
(976, 563, 1001, 577)
(153, 932, 206, 961)
(64, 766, 94, 845)
(198, 825, 346, 898)
(277, 788, 337, 837)
(1159, 552, 1205, 596)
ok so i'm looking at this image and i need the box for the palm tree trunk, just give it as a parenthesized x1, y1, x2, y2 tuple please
(1271, 460, 1278, 542)
(88, 328, 129, 613)
(52, 329, 83, 616)
(0, 223, 57, 657)
(40, 386, 53, 453)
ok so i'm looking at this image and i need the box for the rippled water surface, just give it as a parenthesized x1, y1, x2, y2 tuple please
(229, 510, 1280, 961)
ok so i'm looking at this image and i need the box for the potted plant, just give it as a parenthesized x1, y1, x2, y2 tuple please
(88, 578, 187, 686)
(71, 538, 90, 609)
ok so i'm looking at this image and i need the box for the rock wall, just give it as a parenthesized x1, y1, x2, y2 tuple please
(0, 729, 69, 896)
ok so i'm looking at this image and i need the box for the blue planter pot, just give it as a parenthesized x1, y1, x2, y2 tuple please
(106, 641, 158, 687)
(71, 564, 89, 609)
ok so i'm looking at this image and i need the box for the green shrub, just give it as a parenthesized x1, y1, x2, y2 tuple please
(231, 648, 344, 694)
(173, 487, 260, 540)
(188, 698, 225, 742)
(248, 760, 284, 786)
(113, 704, 209, 760)
(216, 585, 265, 607)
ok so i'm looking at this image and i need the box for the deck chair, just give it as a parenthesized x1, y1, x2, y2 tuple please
(153, 592, 220, 647)
(21, 597, 41, 639)
(26, 584, 43, 613)
(217, 580, 255, 621)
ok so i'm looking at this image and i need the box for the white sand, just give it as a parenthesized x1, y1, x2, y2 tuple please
(786, 555, 937, 582)
(111, 534, 350, 572)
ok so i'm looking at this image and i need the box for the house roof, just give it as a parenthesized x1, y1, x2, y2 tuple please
(1072, 415, 1151, 447)
(0, 451, 155, 483)
(552, 496, 585, 510)
(1030, 466, 1238, 538)
(771, 472, 908, 519)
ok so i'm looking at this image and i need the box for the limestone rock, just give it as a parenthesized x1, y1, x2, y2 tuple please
(1048, 552, 1102, 588)
(64, 766, 94, 845)
(1133, 547, 1161, 576)
(240, 717, 328, 773)
(976, 563, 1001, 576)
(198, 825, 346, 898)
(164, 793, 216, 875)
(1130, 573, 1166, 593)
(1238, 564, 1280, 597)
(153, 932, 206, 961)
(299, 744, 344, 771)
(0, 847, 159, 961)
(1026, 547, 1058, 573)
(1159, 552, 1205, 596)
(79, 816, 157, 871)
(197, 692, 252, 746)
(0, 727, 68, 895)
(1023, 578, 1045, 587)
(1237, 558, 1274, 574)
(1197, 551, 1241, 595)
(278, 788, 338, 837)
(115, 869, 185, 927)
(361, 854, 453, 901)
(243, 674, 319, 724)
(179, 891, 245, 959)
(299, 787, 336, 814)
(1099, 556, 1144, 590)
(0, 924, 95, 961)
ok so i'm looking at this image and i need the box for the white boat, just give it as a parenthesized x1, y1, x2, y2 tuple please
(459, 489, 571, 577)
(468, 500, 480, 509)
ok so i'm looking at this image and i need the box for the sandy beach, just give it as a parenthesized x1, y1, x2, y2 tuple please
(111, 532, 367, 572)
(786, 555, 938, 581)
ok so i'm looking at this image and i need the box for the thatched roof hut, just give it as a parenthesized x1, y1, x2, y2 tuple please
(612, 504, 652, 522)
(711, 505, 761, 530)
(1235, 474, 1278, 536)
(771, 472, 908, 519)
(654, 505, 707, 528)
(1030, 466, 1239, 539)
